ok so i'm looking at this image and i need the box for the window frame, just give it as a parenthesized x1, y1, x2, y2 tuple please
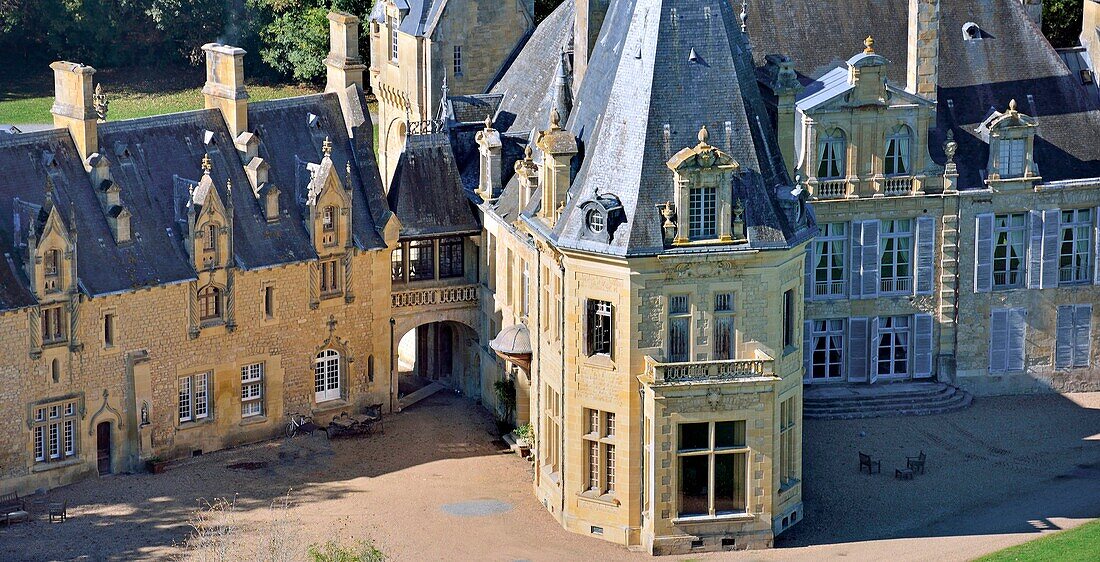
(876, 315, 911, 378)
(241, 362, 264, 418)
(998, 137, 1027, 178)
(314, 349, 342, 403)
(453, 45, 462, 76)
(713, 292, 736, 360)
(817, 128, 847, 180)
(586, 299, 613, 357)
(993, 213, 1027, 289)
(582, 409, 617, 498)
(879, 219, 914, 294)
(319, 258, 341, 297)
(32, 398, 79, 464)
(438, 237, 465, 279)
(178, 372, 211, 424)
(197, 285, 222, 322)
(675, 420, 749, 519)
(1059, 209, 1093, 285)
(41, 304, 67, 345)
(884, 125, 912, 177)
(408, 239, 435, 281)
(810, 319, 846, 380)
(668, 294, 691, 362)
(688, 185, 718, 240)
(813, 223, 847, 298)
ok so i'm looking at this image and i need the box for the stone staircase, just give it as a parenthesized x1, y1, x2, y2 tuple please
(803, 381, 973, 420)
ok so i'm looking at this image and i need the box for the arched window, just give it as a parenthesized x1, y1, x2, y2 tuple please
(817, 128, 847, 179)
(314, 349, 341, 402)
(204, 224, 217, 251)
(51, 358, 60, 383)
(198, 285, 222, 321)
(322, 206, 336, 232)
(44, 249, 61, 277)
(884, 125, 912, 176)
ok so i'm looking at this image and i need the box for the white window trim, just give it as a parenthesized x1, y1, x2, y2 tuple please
(879, 219, 913, 295)
(179, 372, 211, 424)
(241, 362, 265, 418)
(314, 349, 342, 403)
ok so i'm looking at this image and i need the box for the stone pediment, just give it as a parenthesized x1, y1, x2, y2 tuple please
(666, 128, 739, 173)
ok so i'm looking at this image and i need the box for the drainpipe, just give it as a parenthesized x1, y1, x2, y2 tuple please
(389, 317, 396, 413)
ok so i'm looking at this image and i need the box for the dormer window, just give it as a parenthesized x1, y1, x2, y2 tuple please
(198, 285, 222, 322)
(998, 138, 1026, 178)
(665, 126, 740, 245)
(817, 128, 847, 179)
(979, 100, 1038, 182)
(688, 185, 717, 239)
(884, 125, 912, 176)
(204, 224, 217, 252)
(586, 209, 605, 233)
(323, 206, 336, 232)
(44, 249, 61, 277)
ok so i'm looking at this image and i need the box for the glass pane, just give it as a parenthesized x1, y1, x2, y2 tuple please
(678, 423, 709, 452)
(678, 455, 709, 517)
(714, 452, 747, 514)
(715, 421, 745, 449)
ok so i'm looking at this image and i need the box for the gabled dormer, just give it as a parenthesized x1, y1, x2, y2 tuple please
(305, 138, 353, 255)
(187, 154, 233, 273)
(27, 180, 77, 300)
(976, 99, 1040, 188)
(665, 126, 742, 245)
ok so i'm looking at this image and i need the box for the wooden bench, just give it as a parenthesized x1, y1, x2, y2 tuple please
(0, 491, 25, 514)
(859, 452, 881, 474)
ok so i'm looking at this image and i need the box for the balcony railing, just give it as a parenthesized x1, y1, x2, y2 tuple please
(880, 277, 912, 294)
(814, 280, 847, 297)
(816, 179, 848, 199)
(993, 270, 1024, 289)
(644, 355, 775, 385)
(1059, 266, 1091, 285)
(392, 284, 479, 309)
(882, 176, 914, 196)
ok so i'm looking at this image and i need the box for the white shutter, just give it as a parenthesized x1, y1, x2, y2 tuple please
(869, 317, 880, 383)
(1008, 308, 1027, 372)
(989, 309, 1008, 373)
(974, 213, 994, 293)
(849, 221, 864, 299)
(915, 216, 936, 295)
(1041, 209, 1061, 289)
(861, 220, 880, 298)
(1056, 305, 1074, 369)
(847, 317, 869, 383)
(913, 313, 934, 378)
(804, 245, 814, 301)
(1074, 304, 1092, 368)
(803, 320, 814, 381)
(1028, 210, 1044, 289)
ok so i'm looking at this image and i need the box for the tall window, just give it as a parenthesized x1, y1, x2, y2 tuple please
(409, 240, 435, 281)
(322, 206, 336, 232)
(103, 313, 116, 347)
(783, 289, 796, 349)
(677, 421, 748, 517)
(32, 400, 78, 463)
(880, 219, 913, 294)
(1060, 209, 1092, 285)
(993, 213, 1027, 289)
(586, 299, 613, 356)
(884, 125, 912, 176)
(41, 305, 66, 345)
(876, 316, 910, 378)
(814, 223, 847, 297)
(241, 363, 264, 417)
(389, 16, 399, 62)
(439, 237, 464, 279)
(320, 259, 340, 296)
(817, 128, 846, 179)
(44, 249, 61, 277)
(391, 245, 405, 282)
(779, 398, 797, 486)
(542, 385, 561, 475)
(263, 286, 275, 319)
(713, 293, 735, 360)
(688, 186, 717, 239)
(810, 319, 845, 380)
(668, 294, 691, 362)
(521, 262, 530, 317)
(198, 285, 222, 321)
(314, 349, 341, 402)
(582, 409, 616, 496)
(998, 138, 1026, 177)
(179, 372, 210, 423)
(453, 45, 463, 76)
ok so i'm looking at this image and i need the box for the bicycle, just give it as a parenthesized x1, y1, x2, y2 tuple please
(285, 412, 317, 438)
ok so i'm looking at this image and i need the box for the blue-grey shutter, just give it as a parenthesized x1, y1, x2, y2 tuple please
(1028, 210, 1044, 289)
(974, 213, 994, 293)
(913, 313, 934, 378)
(1055, 305, 1073, 370)
(989, 309, 1008, 373)
(915, 216, 936, 295)
(1008, 308, 1027, 372)
(1094, 208, 1100, 286)
(1041, 209, 1061, 289)
(869, 316, 880, 383)
(847, 317, 869, 383)
(849, 222, 864, 299)
(861, 220, 880, 298)
(803, 320, 814, 380)
(1074, 305, 1092, 368)
(804, 245, 814, 301)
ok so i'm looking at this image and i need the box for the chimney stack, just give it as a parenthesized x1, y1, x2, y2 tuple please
(202, 43, 249, 140)
(325, 12, 368, 123)
(50, 62, 98, 168)
(574, 0, 610, 91)
(906, 0, 940, 103)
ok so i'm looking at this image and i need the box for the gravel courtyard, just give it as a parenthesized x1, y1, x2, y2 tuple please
(1, 391, 1097, 561)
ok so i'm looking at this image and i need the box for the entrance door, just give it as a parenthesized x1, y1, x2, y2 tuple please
(438, 324, 454, 378)
(96, 422, 111, 475)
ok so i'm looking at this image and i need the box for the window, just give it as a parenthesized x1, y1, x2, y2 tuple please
(103, 313, 115, 347)
(1056, 305, 1092, 369)
(783, 289, 795, 349)
(817, 128, 846, 179)
(1059, 209, 1092, 285)
(880, 219, 913, 293)
(586, 209, 605, 233)
(668, 295, 691, 362)
(409, 240, 435, 281)
(198, 285, 222, 321)
(542, 385, 561, 475)
(320, 259, 340, 296)
(438, 237, 464, 279)
(677, 421, 748, 518)
(322, 206, 336, 232)
(42, 305, 66, 345)
(453, 45, 462, 76)
(389, 15, 399, 62)
(51, 359, 60, 382)
(391, 245, 405, 282)
(884, 125, 912, 176)
(204, 224, 217, 252)
(998, 138, 1026, 178)
(314, 349, 341, 402)
(876, 316, 910, 378)
(814, 223, 847, 297)
(521, 262, 530, 317)
(32, 399, 78, 464)
(582, 409, 616, 496)
(586, 299, 613, 356)
(714, 293, 735, 360)
(810, 319, 845, 380)
(263, 286, 275, 319)
(993, 213, 1027, 289)
(179, 372, 210, 423)
(990, 308, 1027, 373)
(779, 398, 797, 487)
(241, 363, 264, 417)
(688, 186, 717, 239)
(44, 249, 61, 277)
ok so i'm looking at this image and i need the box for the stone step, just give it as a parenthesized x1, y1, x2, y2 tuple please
(805, 385, 957, 409)
(805, 393, 973, 420)
(803, 383, 974, 420)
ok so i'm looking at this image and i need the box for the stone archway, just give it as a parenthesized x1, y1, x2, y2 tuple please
(392, 312, 480, 410)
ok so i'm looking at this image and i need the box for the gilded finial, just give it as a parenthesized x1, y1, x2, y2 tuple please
(864, 35, 875, 54)
(322, 137, 333, 158)
(201, 153, 212, 175)
(698, 125, 710, 146)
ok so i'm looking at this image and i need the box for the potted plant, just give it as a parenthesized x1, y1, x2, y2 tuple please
(146, 456, 168, 474)
(513, 423, 534, 458)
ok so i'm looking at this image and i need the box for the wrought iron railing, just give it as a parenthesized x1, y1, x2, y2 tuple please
(880, 277, 912, 294)
(1059, 266, 1091, 285)
(814, 280, 847, 297)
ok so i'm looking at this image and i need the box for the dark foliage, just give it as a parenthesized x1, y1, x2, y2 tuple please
(1043, 0, 1084, 49)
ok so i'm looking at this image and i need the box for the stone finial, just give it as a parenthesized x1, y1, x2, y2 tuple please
(201, 153, 212, 175)
(226, 178, 232, 197)
(697, 125, 710, 147)
(550, 108, 562, 130)
(524, 145, 533, 161)
(740, 0, 749, 33)
(322, 136, 333, 158)
(661, 201, 676, 230)
(864, 35, 875, 54)
(1008, 98, 1018, 114)
(93, 83, 109, 122)
(484, 115, 494, 131)
(944, 130, 958, 163)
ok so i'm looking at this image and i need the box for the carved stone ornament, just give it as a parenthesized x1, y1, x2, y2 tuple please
(707, 388, 721, 411)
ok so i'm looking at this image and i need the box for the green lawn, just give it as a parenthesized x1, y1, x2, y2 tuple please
(975, 519, 1100, 562)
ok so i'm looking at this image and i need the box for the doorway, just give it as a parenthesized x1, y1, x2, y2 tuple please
(97, 422, 111, 475)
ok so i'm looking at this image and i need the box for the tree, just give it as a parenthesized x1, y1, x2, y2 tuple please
(251, 0, 375, 84)
(1044, 0, 1084, 49)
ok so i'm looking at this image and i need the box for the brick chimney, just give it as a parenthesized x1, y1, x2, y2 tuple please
(906, 0, 940, 103)
(574, 0, 610, 91)
(50, 62, 98, 168)
(202, 43, 249, 140)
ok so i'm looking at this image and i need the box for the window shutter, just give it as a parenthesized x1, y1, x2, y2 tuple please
(847, 317, 869, 383)
(1008, 308, 1027, 372)
(1056, 305, 1074, 369)
(1041, 209, 1061, 289)
(849, 221, 863, 299)
(861, 220, 880, 298)
(1074, 304, 1092, 368)
(804, 245, 814, 301)
(869, 316, 880, 383)
(1094, 207, 1100, 286)
(803, 320, 813, 380)
(1027, 210, 1044, 289)
(989, 309, 1008, 373)
(915, 216, 936, 295)
(974, 213, 994, 293)
(913, 313, 933, 378)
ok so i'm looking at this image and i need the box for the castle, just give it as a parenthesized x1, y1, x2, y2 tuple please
(0, 0, 1099, 556)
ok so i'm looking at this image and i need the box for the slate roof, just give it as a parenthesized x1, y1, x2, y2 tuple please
(370, 0, 449, 38)
(387, 134, 481, 239)
(448, 94, 504, 124)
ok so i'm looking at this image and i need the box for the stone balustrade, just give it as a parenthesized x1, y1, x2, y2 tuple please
(392, 284, 479, 309)
(815, 179, 848, 199)
(882, 176, 914, 196)
(644, 355, 775, 384)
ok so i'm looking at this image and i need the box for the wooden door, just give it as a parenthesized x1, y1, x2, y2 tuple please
(96, 422, 111, 475)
